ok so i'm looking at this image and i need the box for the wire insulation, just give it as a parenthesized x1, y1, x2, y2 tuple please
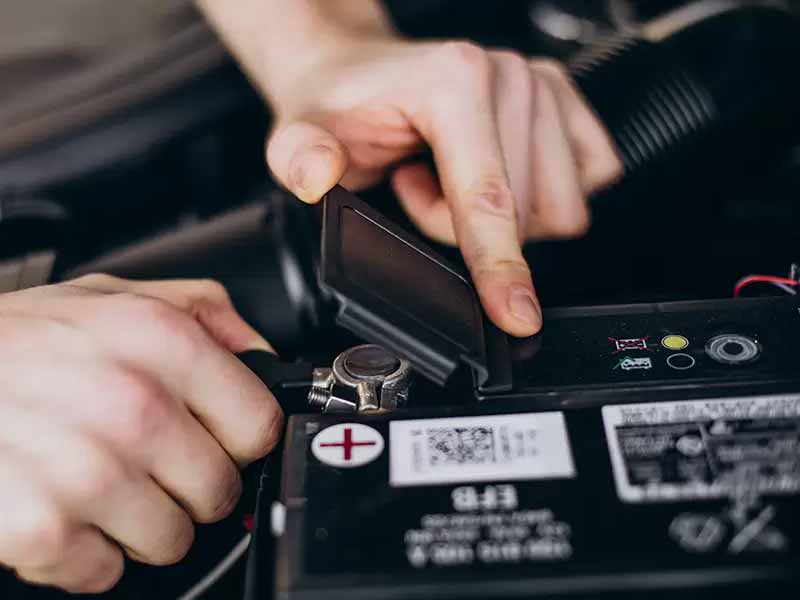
(733, 275, 798, 298)
(771, 282, 798, 296)
(177, 534, 252, 600)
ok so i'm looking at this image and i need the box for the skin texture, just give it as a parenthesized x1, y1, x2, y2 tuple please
(0, 276, 281, 593)
(197, 0, 623, 337)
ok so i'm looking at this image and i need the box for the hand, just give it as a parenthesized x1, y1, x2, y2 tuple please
(0, 275, 282, 593)
(266, 39, 622, 336)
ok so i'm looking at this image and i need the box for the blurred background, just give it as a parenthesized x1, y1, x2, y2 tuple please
(1, 0, 799, 597)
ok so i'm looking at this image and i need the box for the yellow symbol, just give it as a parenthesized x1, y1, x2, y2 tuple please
(662, 334, 689, 351)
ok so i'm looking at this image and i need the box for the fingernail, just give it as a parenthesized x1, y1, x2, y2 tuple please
(290, 158, 307, 193)
(508, 286, 540, 328)
(236, 318, 278, 355)
(291, 144, 334, 201)
(248, 328, 277, 355)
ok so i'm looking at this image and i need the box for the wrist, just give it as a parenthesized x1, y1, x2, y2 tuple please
(196, 0, 399, 108)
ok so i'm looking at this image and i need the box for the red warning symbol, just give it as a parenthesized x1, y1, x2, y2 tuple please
(609, 336, 652, 353)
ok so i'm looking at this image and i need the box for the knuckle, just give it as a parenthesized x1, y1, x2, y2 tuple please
(587, 157, 624, 192)
(13, 567, 45, 588)
(474, 258, 531, 281)
(69, 273, 120, 288)
(533, 58, 570, 82)
(239, 405, 284, 463)
(12, 505, 71, 567)
(114, 294, 205, 359)
(261, 407, 285, 454)
(197, 279, 231, 305)
(80, 550, 124, 593)
(541, 209, 591, 239)
(71, 441, 126, 501)
(115, 294, 181, 330)
(109, 369, 171, 443)
(112, 293, 159, 320)
(434, 41, 490, 82)
(155, 515, 195, 566)
(500, 51, 531, 81)
(196, 466, 242, 523)
(466, 178, 516, 220)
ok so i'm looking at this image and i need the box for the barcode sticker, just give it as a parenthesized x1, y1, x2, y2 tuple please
(389, 412, 575, 487)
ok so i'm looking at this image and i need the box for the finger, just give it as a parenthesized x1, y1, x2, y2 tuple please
(128, 278, 274, 354)
(340, 165, 387, 191)
(416, 43, 540, 336)
(70, 369, 243, 524)
(0, 447, 65, 571)
(1, 418, 195, 567)
(16, 527, 124, 595)
(69, 275, 274, 354)
(0, 445, 123, 594)
(88, 478, 194, 567)
(144, 407, 243, 524)
(157, 327, 283, 465)
(34, 287, 283, 465)
(87, 294, 283, 464)
(2, 356, 244, 530)
(347, 140, 421, 172)
(36, 288, 283, 465)
(44, 433, 196, 567)
(530, 60, 623, 193)
(266, 120, 348, 203)
(391, 162, 456, 245)
(490, 51, 538, 238)
(524, 76, 591, 241)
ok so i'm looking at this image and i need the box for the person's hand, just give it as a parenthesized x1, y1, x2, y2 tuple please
(0, 275, 282, 593)
(266, 39, 622, 336)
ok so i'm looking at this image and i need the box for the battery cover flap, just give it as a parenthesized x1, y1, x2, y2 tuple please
(320, 186, 511, 390)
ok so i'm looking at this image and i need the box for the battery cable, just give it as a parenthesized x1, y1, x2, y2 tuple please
(176, 533, 252, 600)
(733, 275, 798, 297)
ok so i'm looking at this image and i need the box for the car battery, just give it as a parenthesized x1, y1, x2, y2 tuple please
(243, 187, 800, 598)
(261, 395, 799, 600)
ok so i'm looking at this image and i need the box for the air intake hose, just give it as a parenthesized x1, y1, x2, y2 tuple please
(570, 5, 800, 177)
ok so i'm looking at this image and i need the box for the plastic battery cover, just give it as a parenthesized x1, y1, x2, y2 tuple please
(320, 186, 512, 392)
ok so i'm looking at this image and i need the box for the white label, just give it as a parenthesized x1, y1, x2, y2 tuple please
(390, 412, 575, 487)
(602, 395, 800, 503)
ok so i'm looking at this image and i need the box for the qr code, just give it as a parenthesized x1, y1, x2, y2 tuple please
(426, 427, 495, 466)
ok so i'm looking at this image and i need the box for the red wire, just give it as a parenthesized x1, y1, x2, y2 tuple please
(243, 513, 254, 532)
(733, 275, 799, 297)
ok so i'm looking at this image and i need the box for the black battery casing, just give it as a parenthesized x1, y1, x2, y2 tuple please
(262, 394, 799, 600)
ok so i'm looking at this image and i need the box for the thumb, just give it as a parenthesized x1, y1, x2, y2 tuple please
(266, 120, 348, 203)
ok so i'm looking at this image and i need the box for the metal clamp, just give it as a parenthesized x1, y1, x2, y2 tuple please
(308, 344, 412, 413)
